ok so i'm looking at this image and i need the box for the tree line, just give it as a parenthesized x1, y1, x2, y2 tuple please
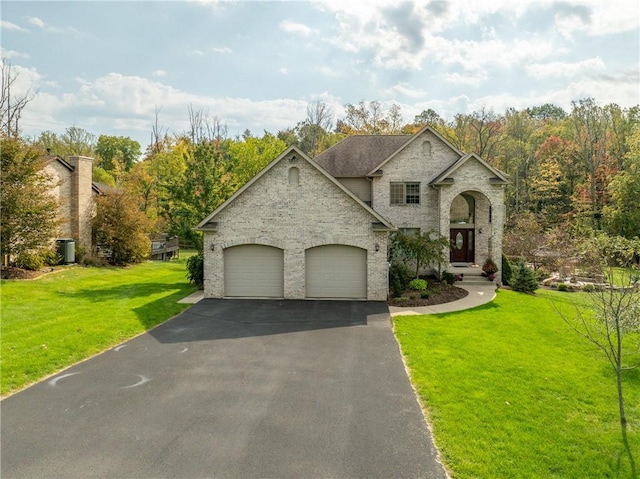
(1, 55, 639, 267)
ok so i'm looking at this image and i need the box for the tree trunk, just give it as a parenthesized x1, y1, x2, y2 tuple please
(616, 365, 627, 427)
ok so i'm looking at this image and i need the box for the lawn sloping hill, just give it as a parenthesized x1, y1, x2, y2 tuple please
(1, 257, 196, 396)
(393, 289, 639, 479)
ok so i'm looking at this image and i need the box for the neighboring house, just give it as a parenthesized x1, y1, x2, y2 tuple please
(196, 126, 508, 300)
(43, 154, 103, 252)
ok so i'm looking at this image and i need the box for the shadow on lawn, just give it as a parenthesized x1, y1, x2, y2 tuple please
(618, 425, 637, 479)
(67, 281, 195, 330)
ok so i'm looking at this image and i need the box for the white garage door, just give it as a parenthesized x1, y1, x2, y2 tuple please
(224, 245, 284, 298)
(305, 245, 367, 299)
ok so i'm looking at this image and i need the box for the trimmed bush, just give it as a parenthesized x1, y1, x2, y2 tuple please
(557, 283, 568, 292)
(420, 291, 430, 299)
(502, 254, 513, 286)
(408, 278, 428, 291)
(14, 252, 44, 271)
(581, 283, 595, 292)
(441, 271, 456, 285)
(389, 261, 412, 297)
(186, 251, 204, 289)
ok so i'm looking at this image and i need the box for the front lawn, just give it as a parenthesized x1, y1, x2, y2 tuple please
(394, 289, 639, 479)
(1, 254, 196, 396)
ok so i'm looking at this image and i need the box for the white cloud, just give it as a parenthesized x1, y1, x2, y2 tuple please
(279, 20, 315, 36)
(211, 46, 232, 54)
(26, 16, 63, 33)
(526, 57, 606, 79)
(27, 16, 45, 28)
(0, 48, 30, 59)
(440, 72, 487, 87)
(188, 49, 204, 56)
(1, 20, 28, 32)
(279, 67, 289, 75)
(316, 66, 340, 78)
(383, 82, 427, 99)
(18, 72, 310, 144)
(152, 70, 167, 77)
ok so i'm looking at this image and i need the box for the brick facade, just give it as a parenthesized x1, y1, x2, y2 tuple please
(201, 150, 390, 300)
(43, 155, 95, 250)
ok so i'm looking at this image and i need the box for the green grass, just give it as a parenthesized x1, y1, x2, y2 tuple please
(393, 289, 639, 479)
(1, 253, 196, 396)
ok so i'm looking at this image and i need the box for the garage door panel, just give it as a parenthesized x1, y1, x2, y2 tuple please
(306, 245, 367, 299)
(224, 245, 284, 297)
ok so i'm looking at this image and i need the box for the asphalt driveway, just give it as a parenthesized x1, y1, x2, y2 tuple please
(1, 300, 446, 478)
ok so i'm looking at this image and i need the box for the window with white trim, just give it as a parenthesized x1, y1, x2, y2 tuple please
(390, 182, 420, 205)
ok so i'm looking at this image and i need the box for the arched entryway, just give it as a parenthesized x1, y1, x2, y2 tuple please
(449, 192, 490, 264)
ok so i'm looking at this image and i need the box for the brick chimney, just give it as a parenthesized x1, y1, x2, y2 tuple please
(66, 156, 94, 249)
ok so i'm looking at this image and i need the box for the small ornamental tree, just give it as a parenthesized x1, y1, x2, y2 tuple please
(394, 230, 449, 278)
(555, 234, 640, 429)
(93, 190, 152, 265)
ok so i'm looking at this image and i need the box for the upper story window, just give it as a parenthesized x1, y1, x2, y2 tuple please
(390, 182, 420, 205)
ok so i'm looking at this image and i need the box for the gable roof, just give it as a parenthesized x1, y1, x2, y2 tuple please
(429, 152, 509, 186)
(366, 125, 465, 176)
(314, 135, 412, 177)
(195, 145, 395, 231)
(44, 154, 74, 172)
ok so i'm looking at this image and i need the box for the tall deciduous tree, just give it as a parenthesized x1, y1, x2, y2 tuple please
(0, 136, 59, 265)
(95, 135, 141, 173)
(570, 98, 613, 228)
(0, 59, 33, 137)
(603, 126, 640, 239)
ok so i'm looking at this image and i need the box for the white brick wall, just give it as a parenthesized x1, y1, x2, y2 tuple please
(370, 131, 505, 278)
(203, 152, 389, 300)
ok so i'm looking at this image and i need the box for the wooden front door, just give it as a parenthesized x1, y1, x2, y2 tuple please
(450, 229, 475, 263)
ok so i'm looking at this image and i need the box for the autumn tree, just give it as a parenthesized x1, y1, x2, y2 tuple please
(164, 111, 234, 249)
(569, 98, 613, 229)
(337, 100, 404, 135)
(603, 126, 640, 239)
(93, 190, 153, 265)
(0, 136, 59, 265)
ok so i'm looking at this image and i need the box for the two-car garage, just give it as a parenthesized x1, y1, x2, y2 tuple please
(223, 244, 367, 299)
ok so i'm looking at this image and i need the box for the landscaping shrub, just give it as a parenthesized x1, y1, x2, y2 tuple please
(510, 259, 539, 293)
(420, 291, 430, 299)
(186, 250, 205, 289)
(581, 283, 595, 292)
(389, 261, 412, 297)
(441, 271, 456, 285)
(41, 248, 62, 266)
(408, 278, 428, 291)
(502, 254, 513, 285)
(557, 282, 568, 292)
(14, 252, 44, 271)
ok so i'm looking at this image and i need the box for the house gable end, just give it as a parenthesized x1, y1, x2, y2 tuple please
(196, 146, 394, 230)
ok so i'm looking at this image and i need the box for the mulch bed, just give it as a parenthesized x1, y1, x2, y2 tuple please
(1, 265, 69, 280)
(388, 277, 468, 307)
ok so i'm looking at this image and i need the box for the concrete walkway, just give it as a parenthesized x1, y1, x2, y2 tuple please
(389, 283, 497, 316)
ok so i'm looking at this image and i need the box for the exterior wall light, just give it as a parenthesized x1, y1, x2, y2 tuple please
(375, 243, 380, 252)
(210, 243, 215, 251)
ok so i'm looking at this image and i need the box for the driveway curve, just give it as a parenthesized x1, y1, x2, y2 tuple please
(1, 299, 447, 479)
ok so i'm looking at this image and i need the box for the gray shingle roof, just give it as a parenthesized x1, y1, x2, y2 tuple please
(314, 135, 412, 177)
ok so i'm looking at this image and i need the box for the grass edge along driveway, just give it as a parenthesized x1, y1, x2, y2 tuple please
(1, 255, 196, 396)
(393, 289, 639, 479)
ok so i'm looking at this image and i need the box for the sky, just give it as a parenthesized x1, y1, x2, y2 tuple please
(1, 0, 639, 150)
